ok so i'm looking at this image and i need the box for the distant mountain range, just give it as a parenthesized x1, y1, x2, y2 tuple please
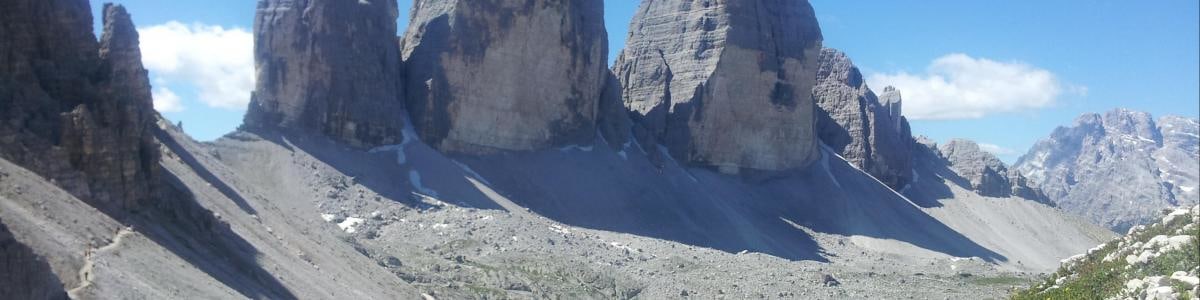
(1015, 109, 1199, 232)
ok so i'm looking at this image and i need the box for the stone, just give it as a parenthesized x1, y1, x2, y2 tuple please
(613, 0, 824, 174)
(401, 0, 609, 154)
(0, 1, 160, 216)
(246, 0, 406, 148)
(813, 48, 912, 188)
(821, 274, 840, 287)
(1014, 109, 1199, 231)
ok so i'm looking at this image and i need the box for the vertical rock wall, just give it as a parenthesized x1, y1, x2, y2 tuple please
(614, 0, 824, 174)
(400, 0, 610, 154)
(247, 0, 407, 148)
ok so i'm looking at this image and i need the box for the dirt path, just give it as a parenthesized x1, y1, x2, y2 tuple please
(67, 227, 135, 298)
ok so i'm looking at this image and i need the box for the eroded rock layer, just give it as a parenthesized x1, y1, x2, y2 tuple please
(400, 0, 610, 154)
(247, 0, 406, 148)
(613, 0, 824, 174)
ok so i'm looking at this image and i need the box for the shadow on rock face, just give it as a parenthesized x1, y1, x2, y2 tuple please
(902, 143, 974, 209)
(0, 219, 68, 300)
(452, 138, 1006, 263)
(248, 127, 508, 212)
(226, 126, 1003, 264)
(147, 173, 297, 299)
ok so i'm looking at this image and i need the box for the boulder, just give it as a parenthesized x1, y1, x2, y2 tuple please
(246, 0, 406, 148)
(613, 0, 824, 174)
(813, 48, 912, 188)
(400, 0, 610, 154)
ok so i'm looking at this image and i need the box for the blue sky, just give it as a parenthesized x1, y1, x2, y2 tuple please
(91, 0, 1199, 163)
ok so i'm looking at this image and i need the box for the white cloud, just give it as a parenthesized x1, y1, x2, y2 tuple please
(867, 54, 1084, 120)
(151, 86, 185, 112)
(978, 143, 1016, 156)
(138, 22, 254, 110)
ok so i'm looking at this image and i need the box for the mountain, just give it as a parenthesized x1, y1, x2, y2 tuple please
(1015, 109, 1200, 232)
(0, 0, 1115, 299)
(613, 0, 824, 175)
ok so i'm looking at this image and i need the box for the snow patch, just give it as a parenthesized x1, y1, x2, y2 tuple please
(368, 126, 417, 165)
(409, 170, 440, 198)
(549, 224, 571, 235)
(559, 144, 594, 152)
(819, 148, 842, 189)
(320, 213, 337, 222)
(369, 144, 408, 165)
(338, 217, 365, 233)
(453, 160, 492, 186)
(609, 242, 636, 252)
(617, 139, 633, 160)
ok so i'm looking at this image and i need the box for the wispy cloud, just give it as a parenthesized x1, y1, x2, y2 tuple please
(867, 54, 1084, 120)
(139, 22, 254, 110)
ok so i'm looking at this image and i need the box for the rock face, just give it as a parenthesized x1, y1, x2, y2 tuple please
(400, 0, 609, 154)
(1015, 109, 1199, 231)
(246, 0, 406, 148)
(813, 48, 912, 188)
(0, 1, 160, 216)
(613, 0, 824, 174)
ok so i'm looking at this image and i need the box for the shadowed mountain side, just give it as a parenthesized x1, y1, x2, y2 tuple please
(155, 123, 420, 299)
(0, 219, 67, 300)
(451, 138, 1005, 263)
(218, 127, 506, 212)
(902, 145, 972, 208)
(218, 128, 1002, 262)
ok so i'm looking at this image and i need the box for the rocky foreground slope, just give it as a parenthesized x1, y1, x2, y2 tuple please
(1013, 206, 1199, 300)
(1015, 109, 1200, 232)
(0, 0, 1118, 299)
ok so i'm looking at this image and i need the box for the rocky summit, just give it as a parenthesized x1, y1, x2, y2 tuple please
(614, 0, 824, 174)
(400, 0, 610, 154)
(1015, 109, 1200, 232)
(908, 137, 1048, 203)
(813, 48, 913, 189)
(246, 0, 406, 148)
(0, 1, 159, 216)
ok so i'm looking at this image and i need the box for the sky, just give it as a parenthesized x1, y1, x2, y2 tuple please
(90, 0, 1199, 163)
